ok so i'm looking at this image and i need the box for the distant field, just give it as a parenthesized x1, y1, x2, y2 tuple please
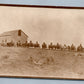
(0, 47, 84, 79)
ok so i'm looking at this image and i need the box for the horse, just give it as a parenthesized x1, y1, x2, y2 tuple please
(28, 41, 34, 48)
(17, 41, 21, 47)
(62, 44, 68, 50)
(56, 43, 61, 50)
(48, 43, 53, 49)
(21, 41, 28, 47)
(7, 41, 14, 47)
(48, 43, 56, 50)
(42, 42, 47, 49)
(77, 44, 83, 52)
(70, 44, 76, 51)
(34, 41, 40, 48)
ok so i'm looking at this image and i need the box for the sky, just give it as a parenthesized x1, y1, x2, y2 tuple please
(0, 0, 84, 7)
(0, 6, 84, 46)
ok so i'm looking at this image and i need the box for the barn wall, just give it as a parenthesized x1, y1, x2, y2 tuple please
(12, 30, 28, 44)
(0, 36, 13, 43)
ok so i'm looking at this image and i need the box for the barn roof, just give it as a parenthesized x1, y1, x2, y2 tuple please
(0, 29, 28, 37)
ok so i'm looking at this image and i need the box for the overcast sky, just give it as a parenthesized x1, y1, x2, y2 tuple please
(0, 6, 84, 46)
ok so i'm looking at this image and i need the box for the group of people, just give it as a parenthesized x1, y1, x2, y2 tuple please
(48, 43, 84, 52)
(1, 40, 84, 52)
(42, 42, 84, 52)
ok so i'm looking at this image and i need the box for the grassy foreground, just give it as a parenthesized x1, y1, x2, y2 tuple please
(0, 47, 84, 79)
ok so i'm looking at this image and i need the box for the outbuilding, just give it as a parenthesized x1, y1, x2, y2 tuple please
(0, 29, 28, 45)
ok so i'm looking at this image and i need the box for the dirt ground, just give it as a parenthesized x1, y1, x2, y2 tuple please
(0, 47, 84, 79)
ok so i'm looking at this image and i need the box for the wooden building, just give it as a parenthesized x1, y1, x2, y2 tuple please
(0, 29, 28, 45)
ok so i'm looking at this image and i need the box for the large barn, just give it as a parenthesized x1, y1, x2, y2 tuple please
(0, 29, 28, 45)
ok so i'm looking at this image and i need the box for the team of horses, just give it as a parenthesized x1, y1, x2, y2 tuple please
(1, 40, 84, 52)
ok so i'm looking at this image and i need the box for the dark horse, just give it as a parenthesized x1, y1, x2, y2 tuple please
(77, 44, 83, 52)
(34, 41, 40, 48)
(56, 43, 61, 50)
(7, 41, 14, 47)
(42, 42, 47, 49)
(48, 42, 56, 49)
(70, 44, 76, 51)
(28, 41, 34, 48)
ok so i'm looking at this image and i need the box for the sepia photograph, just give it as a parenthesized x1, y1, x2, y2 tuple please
(0, 5, 84, 79)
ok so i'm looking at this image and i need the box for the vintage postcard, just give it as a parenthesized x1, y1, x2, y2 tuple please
(0, 5, 84, 79)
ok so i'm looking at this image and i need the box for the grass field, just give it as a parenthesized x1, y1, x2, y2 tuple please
(0, 47, 84, 79)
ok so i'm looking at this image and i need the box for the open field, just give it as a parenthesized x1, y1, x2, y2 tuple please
(0, 47, 84, 79)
